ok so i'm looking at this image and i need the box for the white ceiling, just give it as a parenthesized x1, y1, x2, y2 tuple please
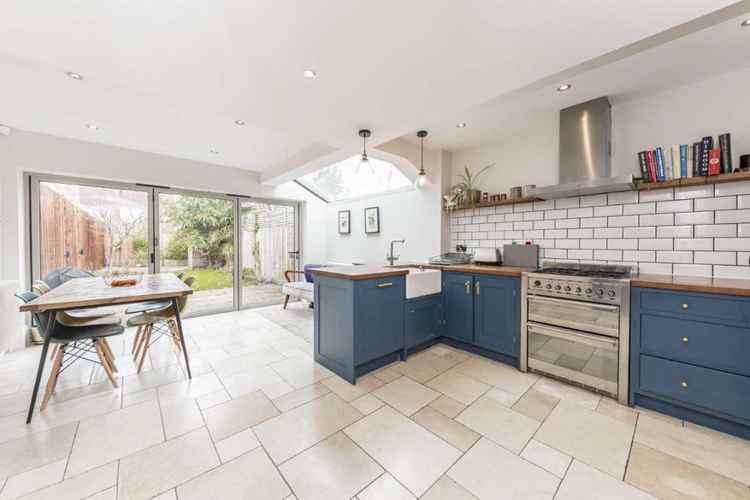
(0, 1, 743, 183)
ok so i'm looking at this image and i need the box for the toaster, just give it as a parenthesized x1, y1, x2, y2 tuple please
(472, 247, 500, 264)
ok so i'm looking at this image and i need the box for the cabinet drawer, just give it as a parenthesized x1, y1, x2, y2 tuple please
(640, 355, 750, 421)
(639, 289, 750, 324)
(641, 314, 750, 376)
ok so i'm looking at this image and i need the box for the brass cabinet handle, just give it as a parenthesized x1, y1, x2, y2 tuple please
(681, 303, 689, 310)
(680, 380, 688, 388)
(465, 281, 471, 294)
(682, 336, 689, 343)
(475, 281, 481, 296)
(377, 283, 393, 288)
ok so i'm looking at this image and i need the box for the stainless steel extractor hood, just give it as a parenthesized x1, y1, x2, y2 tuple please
(528, 97, 633, 199)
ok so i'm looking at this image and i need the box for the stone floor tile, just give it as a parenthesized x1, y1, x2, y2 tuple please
(511, 389, 559, 421)
(0, 423, 76, 480)
(426, 370, 490, 405)
(428, 395, 466, 419)
(255, 393, 362, 464)
(218, 366, 286, 399)
(202, 390, 279, 442)
(556, 460, 656, 500)
(344, 406, 461, 497)
(520, 439, 571, 478)
(269, 356, 334, 389)
(159, 397, 204, 440)
(371, 376, 440, 416)
(0, 459, 66, 500)
(535, 400, 634, 479)
(532, 377, 600, 410)
(195, 389, 231, 410)
(597, 397, 638, 426)
(371, 366, 402, 383)
(350, 394, 385, 415)
(320, 375, 384, 402)
(272, 383, 330, 412)
(178, 447, 290, 500)
(122, 365, 185, 395)
(17, 462, 117, 500)
(280, 432, 383, 499)
(156, 372, 224, 401)
(456, 395, 539, 454)
(84, 486, 117, 500)
(357, 473, 415, 500)
(453, 357, 539, 399)
(412, 407, 480, 452)
(260, 380, 295, 400)
(215, 428, 261, 463)
(448, 438, 559, 500)
(421, 475, 478, 500)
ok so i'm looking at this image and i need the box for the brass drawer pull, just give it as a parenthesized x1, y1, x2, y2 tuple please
(680, 380, 688, 388)
(475, 281, 481, 296)
(465, 281, 471, 294)
(681, 303, 689, 310)
(377, 283, 393, 288)
(681, 337, 689, 343)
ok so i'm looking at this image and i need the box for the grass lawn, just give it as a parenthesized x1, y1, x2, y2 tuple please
(179, 268, 233, 291)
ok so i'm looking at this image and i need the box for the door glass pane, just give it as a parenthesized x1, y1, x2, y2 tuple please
(240, 201, 297, 308)
(38, 181, 149, 278)
(158, 193, 235, 315)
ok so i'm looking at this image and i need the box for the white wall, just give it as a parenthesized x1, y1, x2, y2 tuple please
(324, 140, 446, 265)
(452, 66, 750, 195)
(0, 129, 327, 282)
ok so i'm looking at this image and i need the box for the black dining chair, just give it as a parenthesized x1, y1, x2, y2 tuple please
(16, 291, 125, 423)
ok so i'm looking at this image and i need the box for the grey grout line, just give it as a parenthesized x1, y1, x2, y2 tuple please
(551, 455, 574, 499)
(622, 411, 640, 481)
(115, 460, 120, 500)
(62, 420, 81, 480)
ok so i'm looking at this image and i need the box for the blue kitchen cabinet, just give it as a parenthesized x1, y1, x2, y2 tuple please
(443, 273, 474, 343)
(474, 275, 519, 357)
(315, 274, 405, 383)
(405, 293, 443, 350)
(631, 287, 750, 440)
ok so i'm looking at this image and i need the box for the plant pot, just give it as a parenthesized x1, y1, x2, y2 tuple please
(466, 189, 482, 206)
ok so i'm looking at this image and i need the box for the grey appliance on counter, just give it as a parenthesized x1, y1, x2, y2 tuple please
(428, 252, 473, 266)
(520, 263, 631, 404)
(502, 244, 538, 268)
(472, 247, 500, 265)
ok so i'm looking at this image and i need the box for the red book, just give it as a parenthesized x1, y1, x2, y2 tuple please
(708, 148, 722, 176)
(646, 150, 658, 182)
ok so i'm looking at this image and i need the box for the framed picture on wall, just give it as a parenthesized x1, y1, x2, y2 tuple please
(364, 206, 380, 234)
(338, 210, 351, 234)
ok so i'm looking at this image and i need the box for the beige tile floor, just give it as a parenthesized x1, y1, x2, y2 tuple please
(1, 301, 750, 499)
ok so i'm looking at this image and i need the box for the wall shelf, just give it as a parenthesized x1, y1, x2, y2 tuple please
(445, 171, 750, 211)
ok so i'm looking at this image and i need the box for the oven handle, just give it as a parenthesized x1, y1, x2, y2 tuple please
(527, 322, 618, 350)
(528, 295, 619, 312)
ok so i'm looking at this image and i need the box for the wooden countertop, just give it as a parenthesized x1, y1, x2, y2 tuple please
(631, 274, 750, 297)
(423, 264, 529, 277)
(309, 266, 409, 281)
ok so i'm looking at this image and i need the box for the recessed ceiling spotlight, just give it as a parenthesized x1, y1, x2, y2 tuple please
(456, 122, 467, 128)
(85, 123, 99, 130)
(66, 71, 84, 80)
(210, 148, 219, 154)
(234, 119, 245, 126)
(302, 69, 317, 79)
(742, 18, 750, 27)
(557, 83, 572, 92)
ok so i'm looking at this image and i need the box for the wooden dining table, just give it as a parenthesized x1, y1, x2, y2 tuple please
(18, 273, 193, 423)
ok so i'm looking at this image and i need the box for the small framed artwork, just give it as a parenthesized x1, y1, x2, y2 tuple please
(364, 206, 380, 234)
(338, 210, 351, 234)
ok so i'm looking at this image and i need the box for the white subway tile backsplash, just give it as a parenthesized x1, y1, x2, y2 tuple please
(495, 205, 514, 214)
(673, 238, 713, 251)
(568, 207, 593, 218)
(523, 230, 544, 240)
(580, 194, 607, 207)
(556, 239, 580, 249)
(594, 205, 622, 217)
(568, 228, 593, 239)
(657, 251, 693, 264)
(533, 200, 555, 211)
(545, 229, 567, 239)
(472, 232, 488, 240)
(495, 222, 514, 231)
(545, 209, 568, 220)
(523, 211, 544, 221)
(673, 264, 712, 277)
(656, 226, 693, 238)
(487, 214, 505, 223)
(505, 231, 523, 239)
(608, 215, 639, 227)
(534, 220, 556, 230)
(714, 238, 750, 251)
(536, 239, 555, 248)
(638, 263, 672, 275)
(715, 209, 750, 224)
(480, 223, 495, 231)
(594, 227, 622, 238)
(505, 213, 524, 222)
(623, 250, 655, 262)
(695, 196, 736, 211)
(694, 252, 736, 265)
(478, 207, 495, 215)
(623, 203, 655, 215)
(715, 180, 750, 196)
(594, 249, 621, 261)
(580, 217, 607, 228)
(608, 191, 638, 205)
(556, 219, 580, 229)
(694, 224, 736, 238)
(514, 203, 534, 213)
(544, 249, 567, 259)
(640, 214, 674, 226)
(479, 240, 497, 248)
(739, 252, 750, 266)
(567, 249, 593, 260)
(738, 196, 750, 209)
(624, 226, 656, 238)
(513, 221, 533, 231)
(674, 184, 714, 200)
(607, 239, 638, 250)
(555, 198, 580, 209)
(657, 200, 693, 213)
(675, 211, 714, 225)
(465, 224, 480, 232)
(739, 224, 750, 237)
(713, 265, 750, 279)
(640, 239, 673, 250)
(639, 189, 674, 202)
(581, 239, 607, 249)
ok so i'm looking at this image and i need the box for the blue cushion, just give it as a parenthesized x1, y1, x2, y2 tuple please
(303, 264, 326, 283)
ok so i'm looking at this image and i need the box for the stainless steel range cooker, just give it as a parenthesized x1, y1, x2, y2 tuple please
(520, 263, 631, 404)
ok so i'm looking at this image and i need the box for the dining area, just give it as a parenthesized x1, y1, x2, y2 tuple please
(14, 270, 194, 424)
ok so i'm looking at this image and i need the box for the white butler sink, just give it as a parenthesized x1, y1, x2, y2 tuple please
(405, 268, 442, 299)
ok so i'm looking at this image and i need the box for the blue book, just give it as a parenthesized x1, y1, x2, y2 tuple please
(679, 144, 688, 178)
(655, 147, 666, 182)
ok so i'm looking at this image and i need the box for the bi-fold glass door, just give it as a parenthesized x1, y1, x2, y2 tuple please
(28, 174, 300, 318)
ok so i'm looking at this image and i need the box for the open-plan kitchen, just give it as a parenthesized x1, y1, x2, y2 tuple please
(2, 2, 750, 499)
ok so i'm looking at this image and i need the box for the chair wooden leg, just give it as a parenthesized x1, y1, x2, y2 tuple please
(131, 326, 142, 355)
(49, 344, 59, 361)
(41, 344, 65, 411)
(168, 319, 181, 352)
(137, 325, 152, 373)
(133, 324, 148, 362)
(101, 339, 118, 373)
(283, 295, 290, 309)
(95, 340, 118, 388)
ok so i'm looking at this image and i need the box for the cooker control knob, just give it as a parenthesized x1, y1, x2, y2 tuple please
(607, 290, 616, 297)
(534, 280, 541, 287)
(546, 284, 552, 289)
(585, 288, 592, 294)
(575, 287, 582, 293)
(597, 288, 604, 296)
(564, 286, 571, 291)
(554, 285, 562, 290)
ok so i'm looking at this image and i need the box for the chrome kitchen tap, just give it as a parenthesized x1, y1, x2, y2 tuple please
(387, 240, 405, 266)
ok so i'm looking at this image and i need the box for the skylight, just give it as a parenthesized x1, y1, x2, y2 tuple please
(296, 155, 412, 202)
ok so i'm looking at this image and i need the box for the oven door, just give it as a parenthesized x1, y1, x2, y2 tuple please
(527, 322, 619, 396)
(527, 295, 620, 337)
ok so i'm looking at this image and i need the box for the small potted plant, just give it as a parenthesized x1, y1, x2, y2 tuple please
(452, 163, 494, 207)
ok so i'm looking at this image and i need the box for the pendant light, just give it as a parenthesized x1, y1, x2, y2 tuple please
(415, 130, 428, 188)
(356, 129, 372, 174)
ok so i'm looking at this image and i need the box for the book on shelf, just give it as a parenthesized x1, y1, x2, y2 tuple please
(699, 136, 713, 176)
(655, 147, 666, 182)
(646, 150, 658, 182)
(671, 145, 681, 179)
(692, 142, 701, 177)
(719, 133, 732, 173)
(637, 151, 650, 182)
(708, 148, 722, 176)
(680, 144, 689, 178)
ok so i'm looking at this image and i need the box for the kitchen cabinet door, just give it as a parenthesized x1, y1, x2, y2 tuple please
(443, 273, 474, 342)
(405, 294, 443, 349)
(354, 277, 405, 364)
(474, 275, 519, 358)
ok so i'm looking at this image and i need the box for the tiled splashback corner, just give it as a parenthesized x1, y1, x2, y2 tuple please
(449, 180, 750, 278)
